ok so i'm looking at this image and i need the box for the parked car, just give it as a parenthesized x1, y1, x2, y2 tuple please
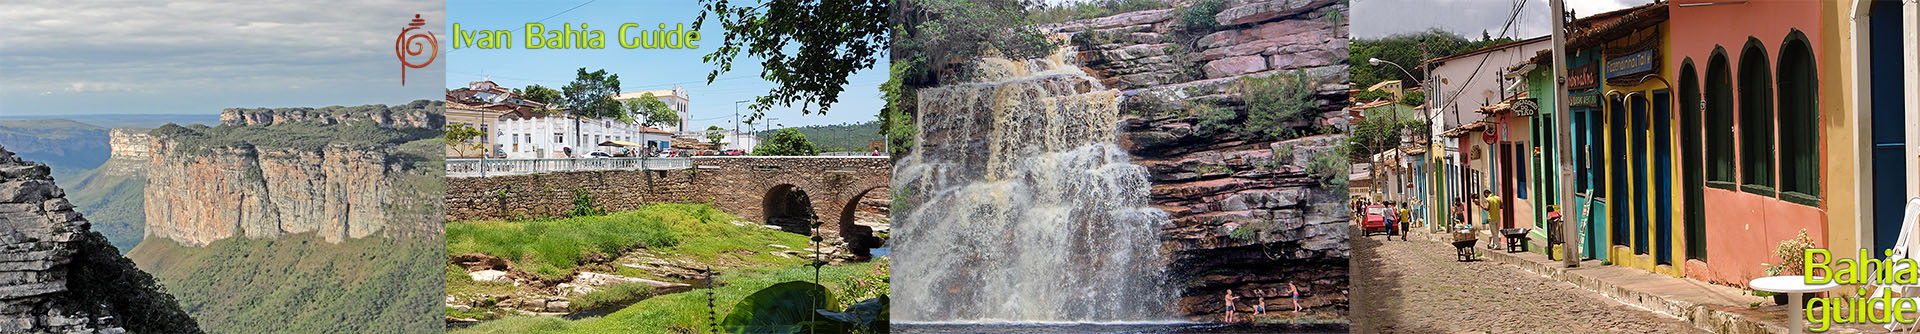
(1361, 205, 1390, 236)
(588, 151, 611, 158)
(722, 149, 745, 156)
(660, 149, 679, 157)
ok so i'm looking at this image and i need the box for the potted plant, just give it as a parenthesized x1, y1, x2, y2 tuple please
(1758, 229, 1817, 305)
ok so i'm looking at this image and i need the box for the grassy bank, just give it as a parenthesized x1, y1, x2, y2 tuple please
(452, 260, 887, 334)
(445, 204, 811, 280)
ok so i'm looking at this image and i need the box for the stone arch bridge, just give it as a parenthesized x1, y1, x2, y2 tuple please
(445, 156, 891, 251)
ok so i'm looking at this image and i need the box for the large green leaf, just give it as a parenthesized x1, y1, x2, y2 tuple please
(721, 281, 837, 334)
(816, 295, 887, 333)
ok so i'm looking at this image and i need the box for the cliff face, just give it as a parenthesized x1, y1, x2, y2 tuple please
(0, 145, 200, 333)
(1048, 0, 1352, 320)
(219, 104, 442, 128)
(65, 128, 156, 252)
(142, 101, 444, 246)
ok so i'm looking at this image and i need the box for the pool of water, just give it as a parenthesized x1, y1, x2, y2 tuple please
(894, 322, 1346, 333)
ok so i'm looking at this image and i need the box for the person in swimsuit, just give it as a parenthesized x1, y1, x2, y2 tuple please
(1224, 289, 1239, 322)
(1289, 282, 1301, 312)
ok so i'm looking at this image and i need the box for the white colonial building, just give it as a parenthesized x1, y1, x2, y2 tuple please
(611, 86, 692, 133)
(494, 110, 674, 159)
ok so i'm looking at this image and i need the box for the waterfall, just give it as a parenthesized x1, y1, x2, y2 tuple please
(892, 43, 1175, 323)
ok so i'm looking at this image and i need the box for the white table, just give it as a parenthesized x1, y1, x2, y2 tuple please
(1749, 275, 1840, 334)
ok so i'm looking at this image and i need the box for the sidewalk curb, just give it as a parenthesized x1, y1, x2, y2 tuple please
(1395, 229, 1785, 334)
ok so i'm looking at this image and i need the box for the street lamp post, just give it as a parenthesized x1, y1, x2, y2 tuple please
(1369, 57, 1440, 231)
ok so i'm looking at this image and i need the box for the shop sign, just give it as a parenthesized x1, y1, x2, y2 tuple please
(1604, 50, 1657, 79)
(1567, 64, 1598, 90)
(1513, 99, 1539, 117)
(1569, 91, 1599, 107)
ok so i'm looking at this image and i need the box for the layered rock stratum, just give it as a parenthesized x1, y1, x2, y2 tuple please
(1046, 0, 1352, 320)
(0, 145, 200, 333)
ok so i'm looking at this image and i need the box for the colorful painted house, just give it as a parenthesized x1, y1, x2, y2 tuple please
(1841, 0, 1920, 268)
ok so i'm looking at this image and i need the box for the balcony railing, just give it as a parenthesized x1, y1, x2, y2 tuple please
(447, 157, 692, 177)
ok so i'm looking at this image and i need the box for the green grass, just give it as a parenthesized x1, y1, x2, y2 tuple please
(452, 260, 885, 334)
(447, 204, 810, 281)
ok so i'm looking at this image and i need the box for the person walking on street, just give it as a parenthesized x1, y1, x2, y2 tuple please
(1477, 190, 1502, 249)
(1397, 204, 1411, 241)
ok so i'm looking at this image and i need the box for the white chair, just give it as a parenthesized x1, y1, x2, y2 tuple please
(1867, 198, 1920, 333)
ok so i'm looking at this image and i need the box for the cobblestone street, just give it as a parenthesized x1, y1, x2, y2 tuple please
(1350, 226, 1705, 333)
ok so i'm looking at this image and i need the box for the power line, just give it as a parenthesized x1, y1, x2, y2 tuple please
(1437, 0, 1528, 125)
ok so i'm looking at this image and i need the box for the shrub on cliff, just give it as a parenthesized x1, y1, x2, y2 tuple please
(1173, 0, 1225, 33)
(1239, 70, 1322, 140)
(64, 232, 204, 334)
(1025, 0, 1167, 25)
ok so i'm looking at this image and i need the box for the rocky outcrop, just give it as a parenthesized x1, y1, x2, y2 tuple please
(104, 129, 151, 162)
(219, 103, 442, 128)
(0, 145, 200, 333)
(143, 101, 445, 246)
(1050, 0, 1352, 321)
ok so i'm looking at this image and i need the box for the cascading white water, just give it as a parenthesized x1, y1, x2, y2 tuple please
(892, 43, 1174, 323)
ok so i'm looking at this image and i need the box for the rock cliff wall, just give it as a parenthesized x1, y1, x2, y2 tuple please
(0, 145, 205, 333)
(1048, 0, 1352, 320)
(143, 102, 444, 246)
(219, 103, 442, 128)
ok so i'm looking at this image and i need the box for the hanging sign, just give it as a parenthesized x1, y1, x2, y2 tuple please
(1604, 50, 1657, 79)
(1567, 64, 1599, 90)
(1512, 99, 1540, 117)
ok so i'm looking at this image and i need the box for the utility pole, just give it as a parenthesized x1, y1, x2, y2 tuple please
(733, 100, 749, 150)
(1551, 0, 1579, 267)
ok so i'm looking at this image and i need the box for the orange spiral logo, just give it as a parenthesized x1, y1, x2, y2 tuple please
(396, 14, 438, 86)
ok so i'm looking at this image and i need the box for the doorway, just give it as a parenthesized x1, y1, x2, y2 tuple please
(1653, 89, 1675, 265)
(1870, 0, 1909, 255)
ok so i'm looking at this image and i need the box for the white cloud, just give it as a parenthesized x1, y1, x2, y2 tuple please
(0, 0, 445, 114)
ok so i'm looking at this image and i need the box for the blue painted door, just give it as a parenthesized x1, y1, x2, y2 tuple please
(1632, 95, 1651, 255)
(1870, 1, 1909, 255)
(1653, 90, 1674, 264)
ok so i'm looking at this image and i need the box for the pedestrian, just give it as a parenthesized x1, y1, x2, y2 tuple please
(1397, 204, 1412, 241)
(1477, 190, 1503, 249)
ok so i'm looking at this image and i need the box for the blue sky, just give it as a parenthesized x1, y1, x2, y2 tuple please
(1, 0, 446, 116)
(445, 0, 890, 130)
(1355, 0, 1643, 39)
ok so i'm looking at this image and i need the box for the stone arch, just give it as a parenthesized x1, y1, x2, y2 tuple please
(836, 185, 889, 258)
(762, 183, 815, 235)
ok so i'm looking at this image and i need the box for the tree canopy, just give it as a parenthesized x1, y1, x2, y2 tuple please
(1349, 29, 1517, 93)
(561, 68, 631, 123)
(515, 84, 562, 107)
(695, 0, 890, 119)
(624, 93, 680, 129)
(706, 125, 726, 147)
(752, 128, 817, 156)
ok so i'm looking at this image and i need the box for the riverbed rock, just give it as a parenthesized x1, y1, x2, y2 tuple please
(469, 270, 512, 285)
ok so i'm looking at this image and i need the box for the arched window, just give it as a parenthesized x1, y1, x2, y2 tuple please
(1776, 31, 1819, 204)
(1738, 38, 1774, 194)
(1704, 47, 1736, 187)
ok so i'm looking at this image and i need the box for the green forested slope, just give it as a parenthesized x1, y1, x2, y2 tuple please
(125, 234, 443, 333)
